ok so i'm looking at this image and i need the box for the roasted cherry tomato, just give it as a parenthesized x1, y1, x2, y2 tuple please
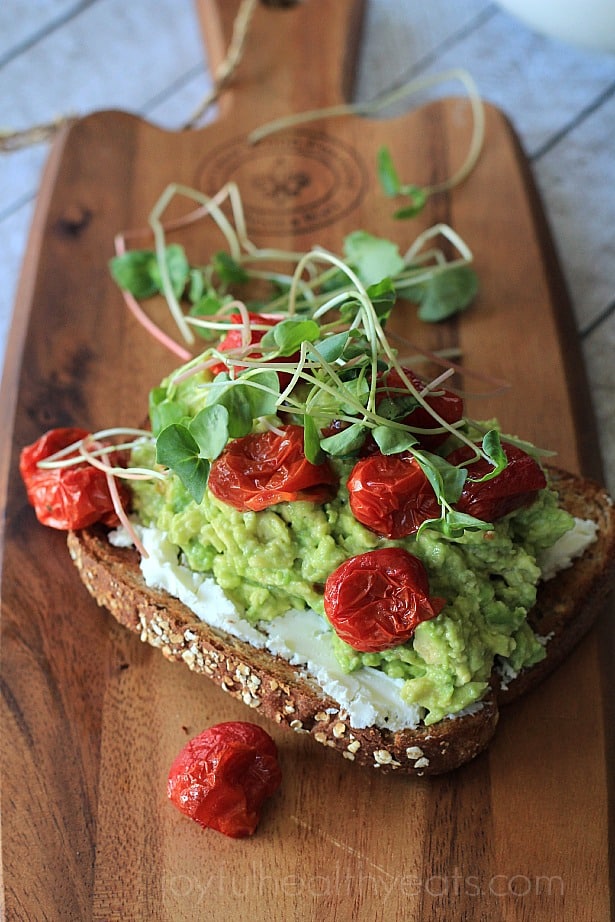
(324, 547, 445, 653)
(347, 452, 441, 538)
(447, 442, 547, 522)
(209, 312, 273, 376)
(167, 722, 282, 838)
(209, 312, 299, 385)
(208, 424, 337, 512)
(376, 368, 463, 451)
(19, 427, 128, 530)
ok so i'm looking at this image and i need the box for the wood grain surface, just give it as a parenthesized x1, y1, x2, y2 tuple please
(0, 1, 612, 919)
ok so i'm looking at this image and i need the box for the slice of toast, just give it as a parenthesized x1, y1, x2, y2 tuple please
(66, 467, 615, 775)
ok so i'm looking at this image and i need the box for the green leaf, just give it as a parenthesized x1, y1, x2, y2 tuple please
(482, 429, 505, 465)
(153, 244, 190, 298)
(260, 318, 320, 357)
(189, 291, 232, 339)
(188, 268, 206, 304)
(393, 187, 428, 220)
(339, 373, 370, 415)
(109, 249, 160, 299)
(303, 414, 323, 464)
(149, 386, 189, 435)
(376, 394, 418, 422)
(416, 452, 467, 505)
(421, 509, 492, 539)
(372, 426, 417, 455)
(401, 265, 479, 323)
(313, 331, 350, 364)
(156, 424, 209, 504)
(475, 429, 507, 482)
(320, 423, 366, 457)
(432, 455, 468, 503)
(212, 252, 248, 285)
(336, 332, 373, 363)
(151, 399, 189, 436)
(339, 279, 396, 328)
(343, 231, 405, 287)
(207, 382, 253, 438)
(190, 291, 227, 316)
(377, 146, 401, 197)
(241, 369, 280, 418)
(366, 277, 396, 324)
(149, 385, 168, 416)
(377, 147, 428, 218)
(109, 244, 190, 300)
(189, 405, 229, 461)
(446, 510, 492, 532)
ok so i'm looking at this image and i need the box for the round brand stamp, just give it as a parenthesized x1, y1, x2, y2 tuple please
(197, 129, 368, 236)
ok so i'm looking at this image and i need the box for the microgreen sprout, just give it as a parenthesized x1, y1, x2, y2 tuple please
(377, 146, 428, 219)
(110, 174, 479, 365)
(134, 240, 504, 536)
(95, 71, 513, 544)
(40, 62, 548, 554)
(249, 67, 485, 212)
(45, 240, 515, 542)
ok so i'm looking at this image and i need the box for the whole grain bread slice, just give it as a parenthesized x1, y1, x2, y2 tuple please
(499, 469, 615, 703)
(66, 468, 615, 775)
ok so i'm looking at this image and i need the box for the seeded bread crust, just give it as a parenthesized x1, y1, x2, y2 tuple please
(499, 469, 615, 702)
(66, 468, 615, 775)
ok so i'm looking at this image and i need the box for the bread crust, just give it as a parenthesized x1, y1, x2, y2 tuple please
(499, 469, 615, 702)
(66, 468, 615, 775)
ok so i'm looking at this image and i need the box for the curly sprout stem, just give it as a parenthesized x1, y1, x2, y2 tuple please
(403, 222, 473, 267)
(114, 233, 193, 361)
(105, 470, 149, 558)
(148, 180, 261, 346)
(249, 68, 485, 199)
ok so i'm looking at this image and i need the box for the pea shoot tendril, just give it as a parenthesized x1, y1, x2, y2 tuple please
(39, 65, 542, 543)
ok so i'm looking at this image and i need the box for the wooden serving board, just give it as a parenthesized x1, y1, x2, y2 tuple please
(1, 1, 613, 919)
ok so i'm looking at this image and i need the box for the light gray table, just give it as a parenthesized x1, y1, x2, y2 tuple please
(2, 0, 614, 487)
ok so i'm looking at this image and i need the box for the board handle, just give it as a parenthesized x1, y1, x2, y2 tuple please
(194, 0, 366, 124)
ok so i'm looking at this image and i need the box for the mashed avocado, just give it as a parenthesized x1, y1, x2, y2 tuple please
(130, 440, 573, 725)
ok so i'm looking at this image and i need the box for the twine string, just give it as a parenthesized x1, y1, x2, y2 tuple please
(0, 0, 264, 152)
(181, 0, 259, 130)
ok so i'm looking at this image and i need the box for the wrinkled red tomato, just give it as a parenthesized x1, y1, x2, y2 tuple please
(347, 452, 441, 538)
(208, 424, 337, 512)
(448, 442, 547, 522)
(209, 312, 299, 384)
(209, 312, 273, 376)
(376, 368, 463, 451)
(167, 722, 282, 838)
(324, 547, 445, 653)
(19, 427, 127, 530)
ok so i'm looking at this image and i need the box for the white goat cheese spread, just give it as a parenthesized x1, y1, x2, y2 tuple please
(537, 516, 598, 580)
(109, 514, 597, 731)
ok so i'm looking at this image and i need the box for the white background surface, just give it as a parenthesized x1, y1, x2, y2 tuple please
(2, 0, 614, 487)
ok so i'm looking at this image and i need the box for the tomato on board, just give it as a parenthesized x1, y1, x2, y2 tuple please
(447, 442, 547, 522)
(167, 722, 282, 838)
(324, 547, 446, 653)
(209, 312, 299, 384)
(376, 368, 463, 451)
(208, 424, 337, 512)
(19, 427, 128, 530)
(347, 452, 441, 538)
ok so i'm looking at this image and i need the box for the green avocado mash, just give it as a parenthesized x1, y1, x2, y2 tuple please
(130, 439, 573, 725)
(107, 206, 578, 729)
